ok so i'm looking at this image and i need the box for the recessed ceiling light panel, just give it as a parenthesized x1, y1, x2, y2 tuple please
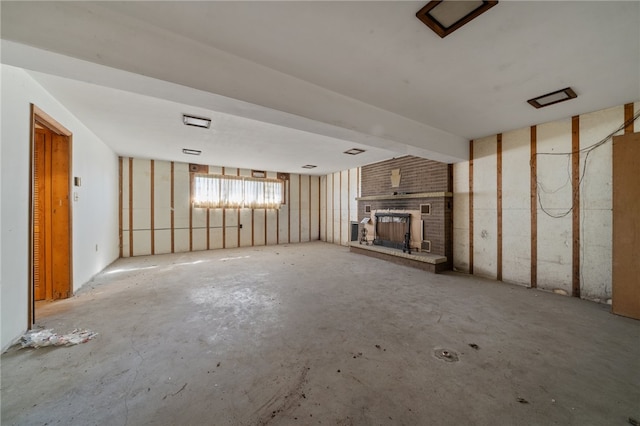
(344, 148, 366, 155)
(416, 0, 498, 38)
(302, 165, 317, 169)
(182, 148, 202, 155)
(527, 87, 577, 109)
(182, 114, 211, 129)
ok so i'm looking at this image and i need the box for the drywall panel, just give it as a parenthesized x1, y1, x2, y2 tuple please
(347, 169, 358, 245)
(279, 187, 289, 244)
(174, 228, 190, 253)
(253, 209, 266, 246)
(472, 136, 497, 279)
(132, 159, 151, 232)
(502, 128, 531, 285)
(290, 174, 300, 243)
(173, 162, 190, 230)
(310, 176, 320, 241)
(579, 106, 622, 300)
(192, 208, 208, 251)
(300, 176, 310, 242)
(452, 162, 469, 272)
(333, 172, 341, 244)
(153, 161, 171, 232)
(225, 209, 239, 248)
(320, 176, 327, 241)
(155, 229, 172, 254)
(210, 209, 224, 249)
(340, 170, 350, 246)
(239, 208, 252, 247)
(1, 65, 118, 350)
(266, 209, 278, 245)
(132, 230, 151, 256)
(349, 169, 359, 222)
(536, 119, 572, 293)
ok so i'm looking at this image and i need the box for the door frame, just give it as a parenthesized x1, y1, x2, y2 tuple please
(28, 104, 73, 326)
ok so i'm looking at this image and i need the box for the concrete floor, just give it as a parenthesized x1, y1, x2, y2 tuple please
(2, 242, 638, 425)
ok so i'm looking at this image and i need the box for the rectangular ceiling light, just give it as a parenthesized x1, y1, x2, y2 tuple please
(344, 148, 366, 155)
(182, 148, 202, 155)
(302, 165, 317, 169)
(416, 1, 498, 38)
(182, 114, 211, 129)
(527, 87, 577, 109)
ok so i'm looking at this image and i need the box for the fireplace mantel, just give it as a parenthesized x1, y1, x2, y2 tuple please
(356, 191, 452, 201)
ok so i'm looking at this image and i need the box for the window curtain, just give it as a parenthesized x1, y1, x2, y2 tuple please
(193, 175, 282, 209)
(245, 178, 282, 209)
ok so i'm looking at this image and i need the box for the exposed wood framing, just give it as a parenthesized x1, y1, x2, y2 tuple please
(571, 116, 580, 298)
(129, 158, 133, 257)
(530, 126, 537, 288)
(150, 160, 155, 255)
(624, 103, 634, 134)
(170, 162, 175, 253)
(497, 134, 503, 281)
(469, 140, 474, 274)
(118, 157, 123, 258)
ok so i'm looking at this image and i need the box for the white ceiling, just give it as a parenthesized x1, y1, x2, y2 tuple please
(1, 1, 639, 174)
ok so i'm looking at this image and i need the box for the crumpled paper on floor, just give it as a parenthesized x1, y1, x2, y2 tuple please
(20, 328, 98, 348)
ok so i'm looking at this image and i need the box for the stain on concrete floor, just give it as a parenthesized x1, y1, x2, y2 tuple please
(2, 242, 639, 425)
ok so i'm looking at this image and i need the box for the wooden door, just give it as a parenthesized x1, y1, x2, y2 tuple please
(33, 127, 71, 301)
(51, 133, 71, 299)
(612, 132, 640, 319)
(33, 128, 48, 301)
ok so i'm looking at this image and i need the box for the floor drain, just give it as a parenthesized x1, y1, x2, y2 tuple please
(434, 348, 459, 362)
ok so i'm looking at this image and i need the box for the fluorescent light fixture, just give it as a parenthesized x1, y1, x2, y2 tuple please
(527, 87, 577, 109)
(416, 1, 498, 38)
(182, 148, 202, 155)
(182, 114, 211, 128)
(302, 165, 317, 169)
(344, 148, 366, 155)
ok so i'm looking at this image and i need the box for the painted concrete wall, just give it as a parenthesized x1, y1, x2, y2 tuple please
(472, 136, 498, 279)
(121, 158, 320, 256)
(502, 128, 531, 286)
(1, 65, 119, 350)
(453, 102, 638, 302)
(579, 106, 623, 300)
(452, 162, 469, 272)
(320, 168, 359, 246)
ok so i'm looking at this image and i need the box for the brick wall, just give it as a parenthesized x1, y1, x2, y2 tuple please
(358, 156, 453, 268)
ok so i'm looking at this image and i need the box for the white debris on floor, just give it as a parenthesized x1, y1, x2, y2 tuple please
(20, 328, 97, 348)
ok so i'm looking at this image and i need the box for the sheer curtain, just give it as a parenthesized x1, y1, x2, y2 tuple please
(193, 174, 282, 209)
(245, 178, 283, 209)
(221, 176, 244, 208)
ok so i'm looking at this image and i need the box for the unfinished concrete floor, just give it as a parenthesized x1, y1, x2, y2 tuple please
(2, 242, 639, 425)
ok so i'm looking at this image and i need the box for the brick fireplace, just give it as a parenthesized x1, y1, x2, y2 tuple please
(357, 156, 453, 270)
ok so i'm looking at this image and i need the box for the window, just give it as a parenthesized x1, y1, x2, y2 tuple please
(193, 174, 283, 209)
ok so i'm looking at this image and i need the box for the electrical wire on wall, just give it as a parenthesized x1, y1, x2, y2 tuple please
(534, 110, 640, 219)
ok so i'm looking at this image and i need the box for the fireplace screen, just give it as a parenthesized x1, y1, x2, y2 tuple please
(374, 212, 412, 253)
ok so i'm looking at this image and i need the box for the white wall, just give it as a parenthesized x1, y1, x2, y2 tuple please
(453, 102, 638, 302)
(502, 128, 531, 286)
(1, 65, 119, 351)
(472, 136, 498, 279)
(320, 168, 358, 246)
